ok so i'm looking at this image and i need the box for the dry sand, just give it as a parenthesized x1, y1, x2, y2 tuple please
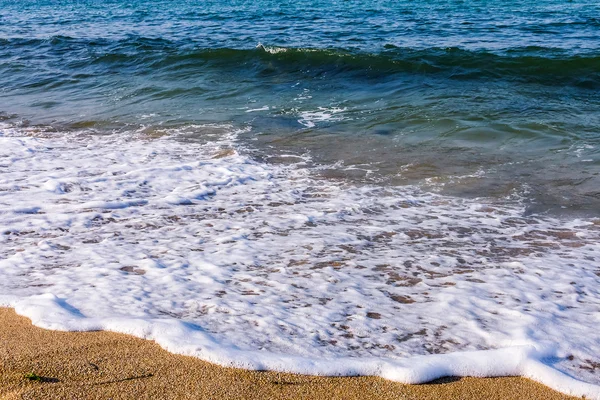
(0, 307, 578, 400)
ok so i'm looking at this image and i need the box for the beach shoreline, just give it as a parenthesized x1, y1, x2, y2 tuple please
(2, 1, 599, 399)
(0, 307, 578, 400)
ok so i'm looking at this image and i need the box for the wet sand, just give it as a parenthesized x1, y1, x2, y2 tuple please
(0, 308, 577, 400)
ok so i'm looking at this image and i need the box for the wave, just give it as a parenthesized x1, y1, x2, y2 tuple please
(1, 123, 600, 399)
(1, 36, 599, 88)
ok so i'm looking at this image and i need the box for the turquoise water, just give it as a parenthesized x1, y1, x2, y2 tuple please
(1, 0, 599, 215)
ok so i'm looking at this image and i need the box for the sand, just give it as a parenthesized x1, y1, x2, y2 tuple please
(0, 308, 578, 400)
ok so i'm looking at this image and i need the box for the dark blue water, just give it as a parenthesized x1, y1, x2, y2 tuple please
(1, 0, 599, 215)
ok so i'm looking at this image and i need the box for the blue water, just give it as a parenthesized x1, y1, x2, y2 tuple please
(1, 0, 599, 215)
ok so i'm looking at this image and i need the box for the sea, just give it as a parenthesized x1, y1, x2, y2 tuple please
(1, 0, 600, 397)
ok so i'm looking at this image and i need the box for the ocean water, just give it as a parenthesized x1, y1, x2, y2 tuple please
(1, 0, 600, 397)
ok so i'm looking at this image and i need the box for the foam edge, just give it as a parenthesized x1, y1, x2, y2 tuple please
(4, 293, 598, 399)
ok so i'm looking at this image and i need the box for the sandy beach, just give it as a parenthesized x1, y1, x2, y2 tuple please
(0, 308, 578, 400)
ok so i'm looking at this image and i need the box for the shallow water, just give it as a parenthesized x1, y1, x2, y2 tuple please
(1, 0, 600, 215)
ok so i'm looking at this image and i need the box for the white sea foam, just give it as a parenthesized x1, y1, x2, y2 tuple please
(1, 124, 599, 398)
(245, 106, 270, 113)
(298, 107, 347, 127)
(256, 43, 288, 54)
